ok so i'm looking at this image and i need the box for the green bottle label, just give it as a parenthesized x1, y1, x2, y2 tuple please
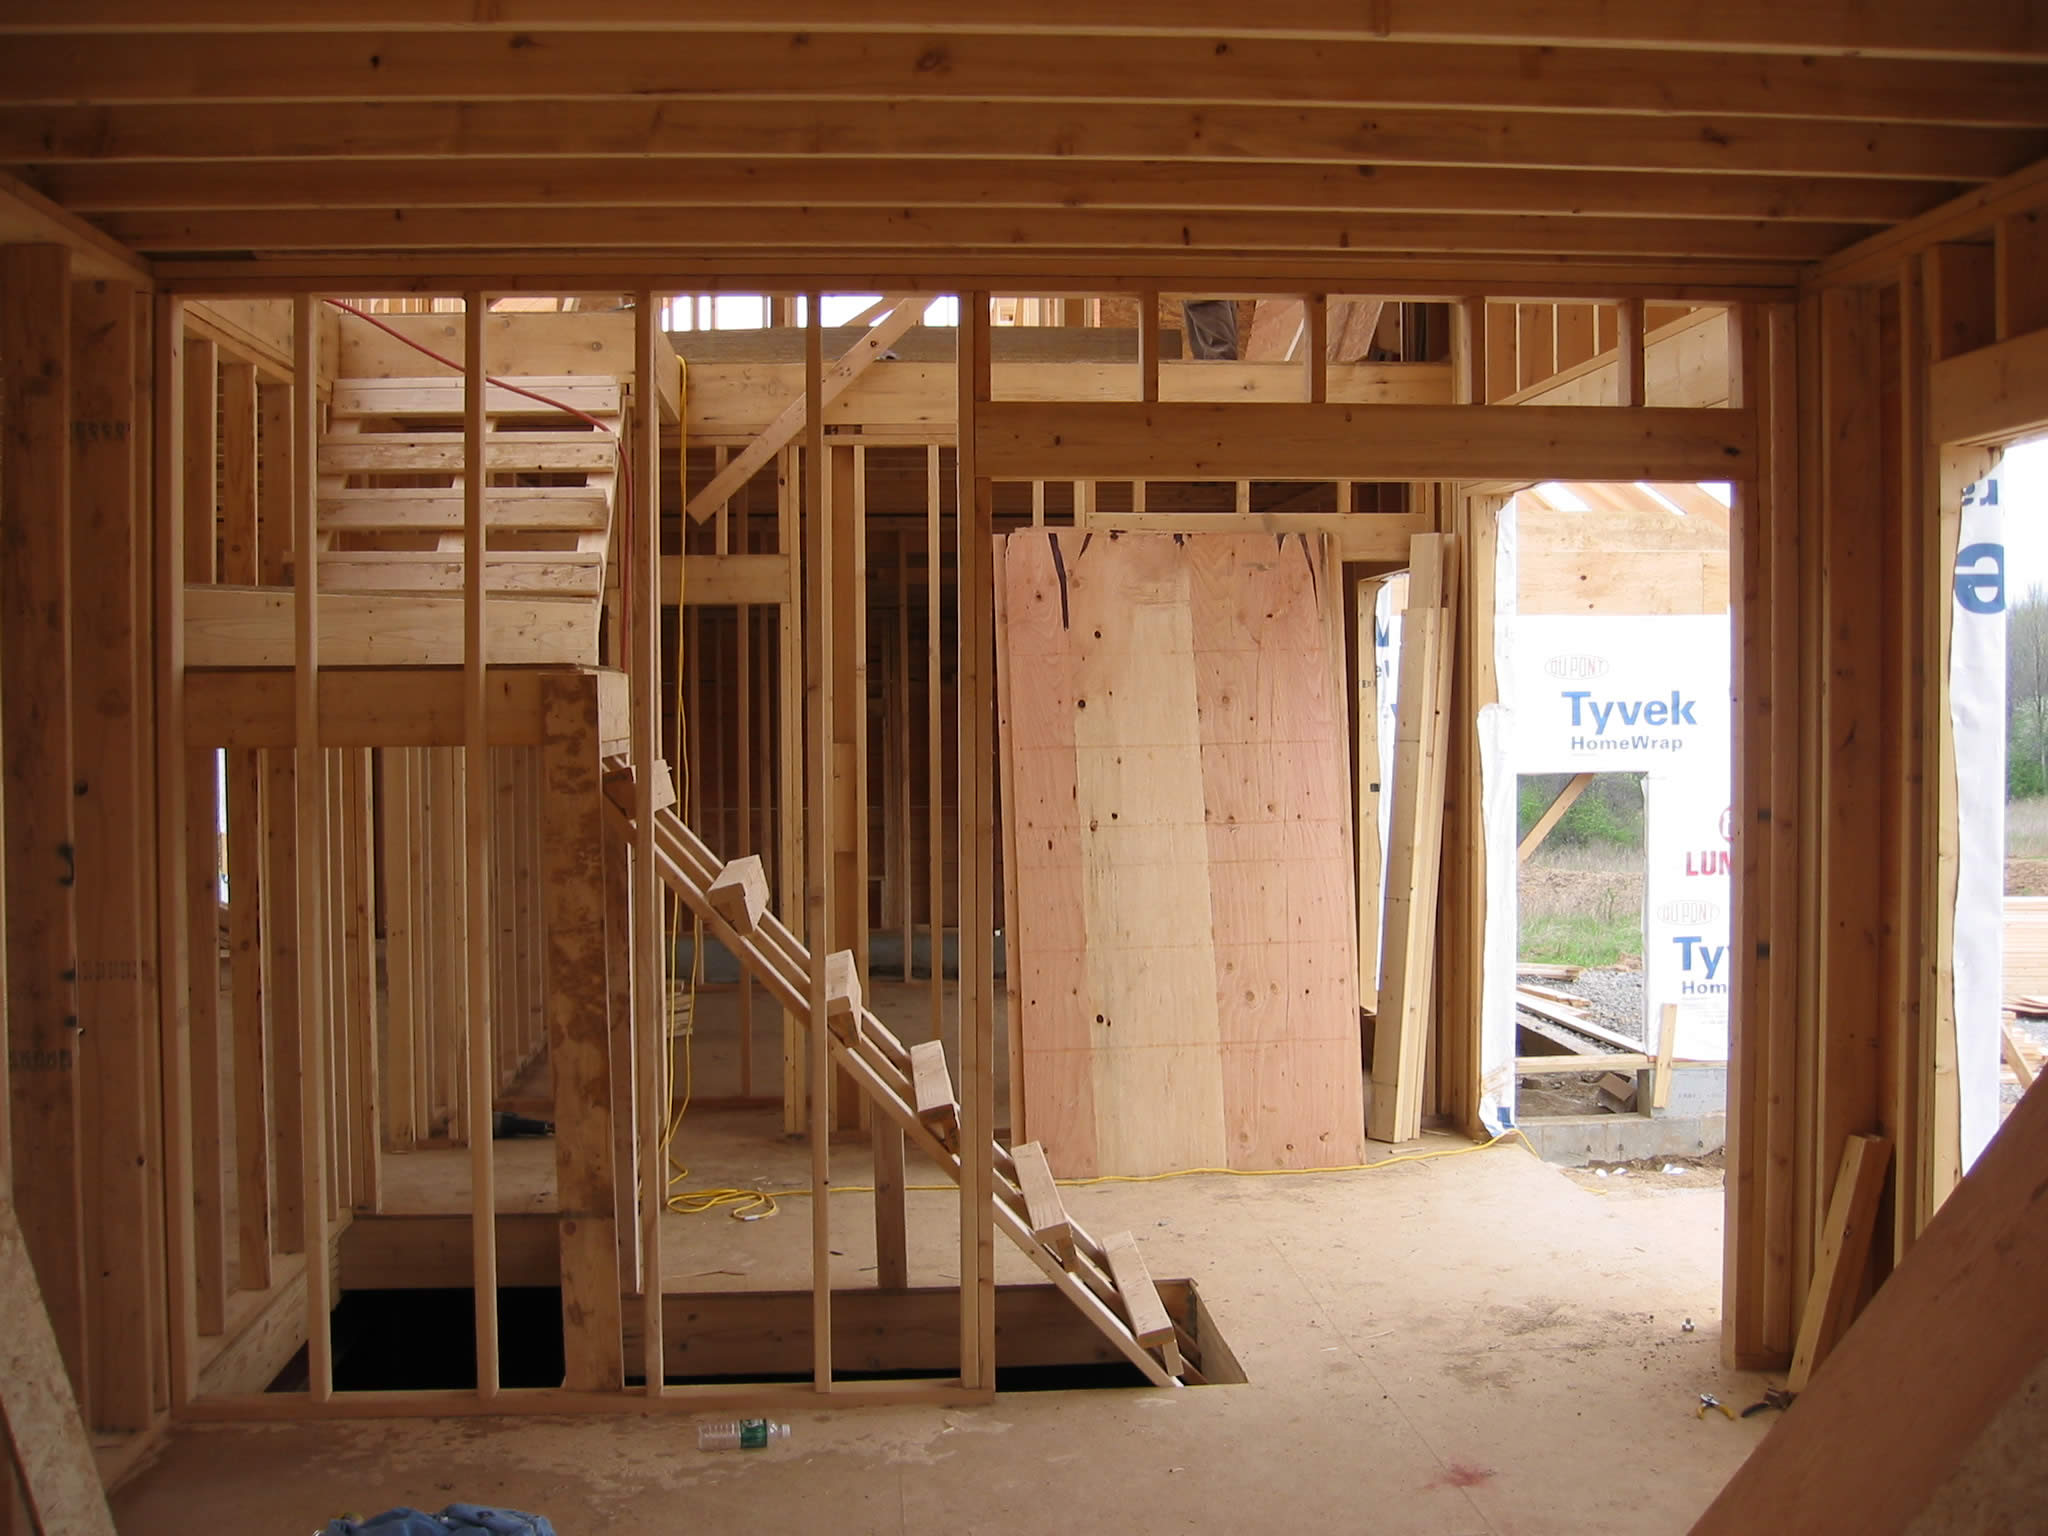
(739, 1419, 769, 1449)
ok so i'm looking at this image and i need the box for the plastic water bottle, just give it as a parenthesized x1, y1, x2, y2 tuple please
(697, 1418, 790, 1451)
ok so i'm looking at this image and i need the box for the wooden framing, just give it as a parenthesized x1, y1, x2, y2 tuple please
(0, 23, 2045, 1509)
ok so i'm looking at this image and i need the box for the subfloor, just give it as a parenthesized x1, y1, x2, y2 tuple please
(113, 992, 1776, 1536)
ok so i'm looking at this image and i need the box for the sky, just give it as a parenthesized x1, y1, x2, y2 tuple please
(1997, 437, 2048, 600)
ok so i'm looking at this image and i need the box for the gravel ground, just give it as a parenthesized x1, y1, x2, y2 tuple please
(1517, 965, 1646, 1046)
(1564, 967, 1648, 1044)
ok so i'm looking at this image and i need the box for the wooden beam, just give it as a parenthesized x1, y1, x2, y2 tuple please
(0, 166, 150, 286)
(183, 332, 226, 1341)
(217, 354, 275, 1291)
(0, 1201, 117, 1536)
(10, 99, 2032, 183)
(106, 207, 1869, 264)
(1, 244, 87, 1412)
(684, 296, 921, 522)
(7, 31, 2041, 121)
(974, 403, 1754, 483)
(183, 587, 599, 669)
(1011, 1142, 1074, 1265)
(150, 294, 199, 1407)
(1786, 1133, 1893, 1393)
(1369, 533, 1457, 1145)
(661, 553, 789, 608)
(290, 292, 333, 1402)
(803, 292, 834, 1391)
(462, 291, 500, 1399)
(958, 292, 998, 1392)
(68, 275, 156, 1433)
(1651, 1002, 1679, 1111)
(1928, 324, 2048, 447)
(1617, 298, 1649, 406)
(540, 674, 623, 1392)
(629, 291, 665, 1396)
(1694, 1078, 2048, 1533)
(1515, 772, 1593, 863)
(46, 156, 1951, 226)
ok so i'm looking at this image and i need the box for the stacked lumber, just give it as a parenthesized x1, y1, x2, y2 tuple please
(1369, 533, 1459, 1143)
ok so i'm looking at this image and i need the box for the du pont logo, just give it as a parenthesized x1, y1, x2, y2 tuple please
(1545, 654, 1611, 681)
(1656, 899, 1722, 926)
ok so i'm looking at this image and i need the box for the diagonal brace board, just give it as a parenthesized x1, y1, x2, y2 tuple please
(0, 1200, 118, 1535)
(682, 296, 924, 522)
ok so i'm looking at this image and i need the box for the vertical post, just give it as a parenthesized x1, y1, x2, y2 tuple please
(1138, 292, 1161, 518)
(0, 245, 85, 1408)
(1618, 298, 1648, 408)
(1305, 293, 1328, 404)
(541, 673, 622, 1393)
(70, 275, 155, 1432)
(380, 747, 417, 1152)
(957, 292, 997, 1393)
(632, 292, 666, 1394)
(927, 444, 944, 1049)
(804, 294, 835, 1389)
(182, 336, 227, 1339)
(1452, 298, 1486, 408)
(257, 379, 304, 1261)
(778, 444, 805, 1134)
(1355, 578, 1384, 1017)
(897, 531, 913, 985)
(733, 452, 757, 1095)
(828, 443, 868, 1133)
(292, 292, 333, 1401)
(1138, 291, 1160, 403)
(150, 293, 198, 1407)
(218, 360, 272, 1293)
(463, 291, 500, 1398)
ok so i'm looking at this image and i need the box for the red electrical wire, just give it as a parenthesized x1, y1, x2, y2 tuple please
(322, 297, 640, 660)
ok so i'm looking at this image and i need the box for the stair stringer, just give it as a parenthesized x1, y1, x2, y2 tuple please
(601, 781, 1187, 1389)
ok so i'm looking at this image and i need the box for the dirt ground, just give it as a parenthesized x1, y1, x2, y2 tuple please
(2007, 858, 2048, 895)
(1520, 864, 1646, 918)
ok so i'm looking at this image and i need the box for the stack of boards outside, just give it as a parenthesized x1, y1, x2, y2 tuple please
(996, 530, 1365, 1178)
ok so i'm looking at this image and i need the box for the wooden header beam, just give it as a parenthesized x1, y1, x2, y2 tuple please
(1928, 324, 2048, 446)
(0, 168, 150, 285)
(183, 666, 628, 749)
(973, 402, 1754, 483)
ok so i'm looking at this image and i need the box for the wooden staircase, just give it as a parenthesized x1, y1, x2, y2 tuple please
(185, 373, 625, 669)
(601, 761, 1202, 1389)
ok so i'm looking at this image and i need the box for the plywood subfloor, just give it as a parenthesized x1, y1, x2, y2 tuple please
(113, 1136, 1769, 1535)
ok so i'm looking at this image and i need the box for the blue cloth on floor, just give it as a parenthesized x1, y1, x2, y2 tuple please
(322, 1505, 556, 1535)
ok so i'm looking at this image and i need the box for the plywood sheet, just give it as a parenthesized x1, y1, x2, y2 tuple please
(1001, 531, 1364, 1176)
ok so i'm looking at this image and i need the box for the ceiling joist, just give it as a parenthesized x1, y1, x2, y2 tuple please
(3, 1, 2044, 64)
(2, 8, 2042, 283)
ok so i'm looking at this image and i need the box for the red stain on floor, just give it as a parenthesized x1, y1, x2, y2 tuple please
(1431, 1462, 1496, 1490)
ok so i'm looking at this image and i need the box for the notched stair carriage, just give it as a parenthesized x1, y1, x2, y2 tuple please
(609, 774, 1206, 1389)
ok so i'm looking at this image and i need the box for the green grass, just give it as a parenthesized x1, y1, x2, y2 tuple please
(2010, 795, 2048, 859)
(1518, 911, 1639, 970)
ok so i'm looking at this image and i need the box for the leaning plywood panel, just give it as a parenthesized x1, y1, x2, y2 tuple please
(1002, 530, 1363, 1177)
